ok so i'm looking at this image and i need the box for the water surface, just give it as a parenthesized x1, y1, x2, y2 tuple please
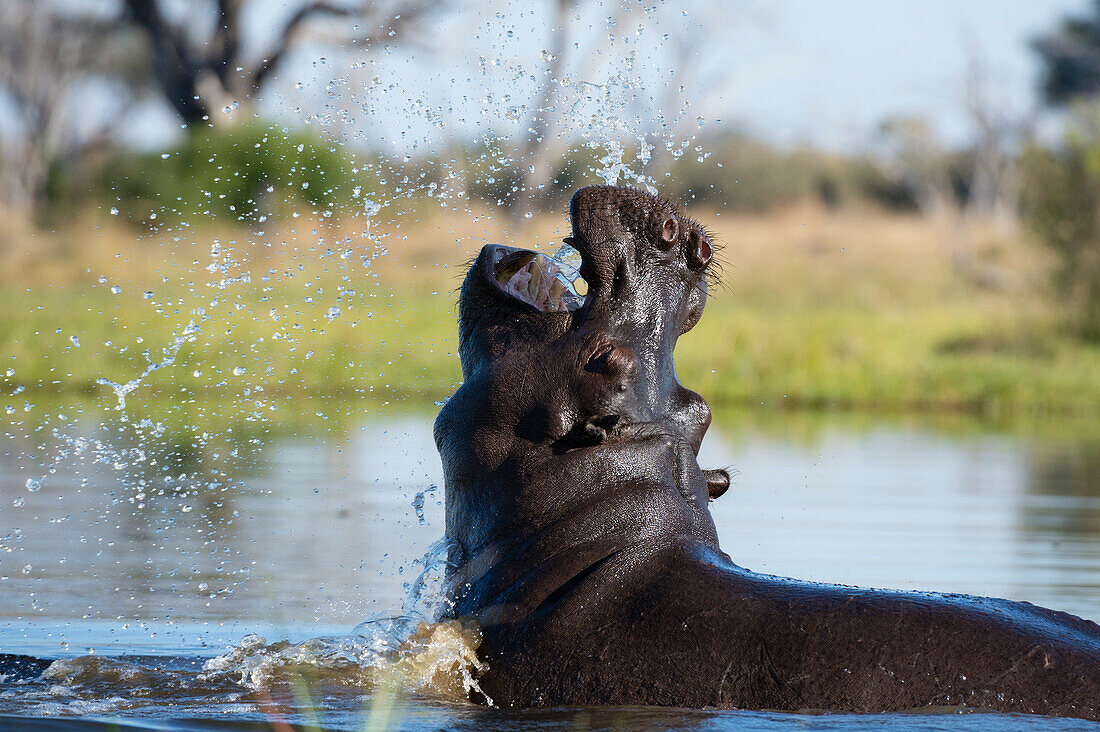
(2, 404, 1099, 730)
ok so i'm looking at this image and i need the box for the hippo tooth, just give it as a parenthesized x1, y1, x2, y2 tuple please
(527, 260, 543, 305)
(494, 250, 584, 312)
(495, 251, 538, 286)
(547, 278, 565, 311)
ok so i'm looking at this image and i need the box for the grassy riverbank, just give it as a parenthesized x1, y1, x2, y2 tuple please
(1, 205, 1098, 421)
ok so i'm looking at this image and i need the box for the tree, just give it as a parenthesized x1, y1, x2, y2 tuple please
(873, 116, 955, 219)
(514, 0, 584, 206)
(120, 0, 447, 127)
(0, 3, 146, 221)
(0, 0, 446, 221)
(495, 0, 746, 215)
(1027, 6, 1100, 339)
(1021, 120, 1100, 340)
(958, 37, 1029, 227)
(1033, 0, 1100, 105)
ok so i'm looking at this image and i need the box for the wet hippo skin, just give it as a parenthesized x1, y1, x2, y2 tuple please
(434, 185, 1100, 719)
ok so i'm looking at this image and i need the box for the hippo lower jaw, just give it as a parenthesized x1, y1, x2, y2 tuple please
(489, 245, 587, 312)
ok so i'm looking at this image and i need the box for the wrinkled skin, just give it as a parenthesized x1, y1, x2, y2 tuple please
(435, 186, 1100, 719)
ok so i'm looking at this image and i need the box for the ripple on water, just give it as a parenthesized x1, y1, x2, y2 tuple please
(199, 617, 487, 703)
(0, 617, 488, 724)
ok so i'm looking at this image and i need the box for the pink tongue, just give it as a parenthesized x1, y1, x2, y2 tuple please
(503, 263, 533, 301)
(503, 259, 567, 312)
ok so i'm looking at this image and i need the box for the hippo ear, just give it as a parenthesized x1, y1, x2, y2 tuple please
(705, 469, 730, 500)
(659, 216, 678, 250)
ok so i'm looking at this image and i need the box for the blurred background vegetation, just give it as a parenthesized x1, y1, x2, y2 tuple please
(1, 0, 1099, 428)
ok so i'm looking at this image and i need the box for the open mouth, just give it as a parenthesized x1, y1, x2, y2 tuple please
(491, 244, 587, 313)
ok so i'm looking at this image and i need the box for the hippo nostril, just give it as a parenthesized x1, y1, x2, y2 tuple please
(689, 230, 712, 267)
(705, 469, 730, 500)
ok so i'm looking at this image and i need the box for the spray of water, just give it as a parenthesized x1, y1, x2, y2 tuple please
(200, 537, 491, 704)
(1, 1, 726, 711)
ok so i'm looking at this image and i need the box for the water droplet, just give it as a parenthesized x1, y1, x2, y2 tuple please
(25, 478, 40, 493)
(109, 207, 119, 216)
(232, 366, 246, 376)
(69, 335, 80, 348)
(110, 286, 121, 295)
(412, 492, 427, 525)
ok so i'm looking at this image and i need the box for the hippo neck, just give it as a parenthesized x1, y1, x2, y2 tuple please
(579, 297, 685, 411)
(445, 482, 709, 622)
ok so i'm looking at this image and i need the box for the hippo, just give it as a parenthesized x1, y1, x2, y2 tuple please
(434, 185, 1100, 719)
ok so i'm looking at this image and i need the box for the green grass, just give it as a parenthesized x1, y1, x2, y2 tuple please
(1, 207, 1098, 426)
(680, 303, 1100, 417)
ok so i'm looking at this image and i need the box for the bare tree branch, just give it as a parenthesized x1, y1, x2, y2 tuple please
(348, 0, 446, 50)
(123, 0, 208, 123)
(0, 4, 136, 218)
(251, 0, 446, 94)
(250, 1, 357, 93)
(212, 0, 244, 90)
(120, 0, 447, 123)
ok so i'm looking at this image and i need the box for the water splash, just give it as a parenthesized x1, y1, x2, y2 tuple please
(201, 537, 490, 703)
(0, 2, 718, 703)
(96, 319, 200, 409)
(198, 618, 487, 704)
(411, 484, 438, 526)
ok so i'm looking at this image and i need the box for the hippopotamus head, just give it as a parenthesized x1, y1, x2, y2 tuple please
(450, 186, 718, 452)
(436, 185, 729, 617)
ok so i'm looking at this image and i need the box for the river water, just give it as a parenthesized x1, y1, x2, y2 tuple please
(1, 404, 1099, 730)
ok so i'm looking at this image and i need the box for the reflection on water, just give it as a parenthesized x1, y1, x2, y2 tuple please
(700, 422, 1100, 620)
(1, 403, 1099, 729)
(0, 416, 443, 633)
(6, 407, 1097, 630)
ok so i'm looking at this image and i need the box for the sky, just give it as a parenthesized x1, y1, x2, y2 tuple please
(719, 0, 1093, 150)
(280, 0, 1095, 154)
(91, 0, 1100, 154)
